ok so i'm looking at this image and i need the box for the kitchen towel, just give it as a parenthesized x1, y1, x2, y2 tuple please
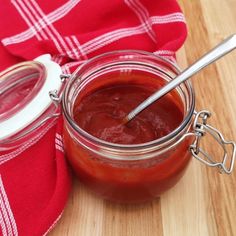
(0, 0, 187, 235)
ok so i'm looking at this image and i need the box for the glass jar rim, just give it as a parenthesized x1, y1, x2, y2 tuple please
(62, 50, 195, 150)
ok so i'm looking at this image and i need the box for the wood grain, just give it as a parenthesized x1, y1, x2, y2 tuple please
(49, 1, 236, 235)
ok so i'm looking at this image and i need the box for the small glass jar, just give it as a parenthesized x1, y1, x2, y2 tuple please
(62, 51, 235, 203)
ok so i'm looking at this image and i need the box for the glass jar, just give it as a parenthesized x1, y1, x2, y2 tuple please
(62, 51, 235, 203)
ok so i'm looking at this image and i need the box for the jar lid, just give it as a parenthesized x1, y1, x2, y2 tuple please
(0, 54, 62, 141)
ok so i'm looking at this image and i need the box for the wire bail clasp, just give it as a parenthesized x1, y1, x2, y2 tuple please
(49, 73, 70, 105)
(190, 110, 236, 174)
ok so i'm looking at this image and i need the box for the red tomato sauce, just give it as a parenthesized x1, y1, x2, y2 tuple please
(73, 84, 183, 144)
(64, 72, 192, 203)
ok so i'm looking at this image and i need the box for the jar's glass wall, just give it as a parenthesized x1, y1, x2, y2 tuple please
(62, 50, 195, 202)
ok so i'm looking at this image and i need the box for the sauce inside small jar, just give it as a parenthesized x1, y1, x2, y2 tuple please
(73, 83, 183, 144)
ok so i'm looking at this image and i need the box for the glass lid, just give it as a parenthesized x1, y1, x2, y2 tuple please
(0, 54, 62, 141)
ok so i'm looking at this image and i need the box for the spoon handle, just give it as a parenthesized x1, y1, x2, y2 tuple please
(124, 34, 236, 123)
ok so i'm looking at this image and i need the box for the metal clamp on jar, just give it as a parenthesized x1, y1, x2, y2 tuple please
(190, 110, 235, 174)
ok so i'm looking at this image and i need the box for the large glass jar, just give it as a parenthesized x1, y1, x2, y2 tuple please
(62, 51, 235, 203)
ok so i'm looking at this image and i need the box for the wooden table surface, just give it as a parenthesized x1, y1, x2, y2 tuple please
(49, 1, 236, 235)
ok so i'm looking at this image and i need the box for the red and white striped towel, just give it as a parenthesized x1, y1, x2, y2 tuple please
(0, 1, 187, 235)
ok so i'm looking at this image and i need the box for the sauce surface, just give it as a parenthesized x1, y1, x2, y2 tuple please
(73, 84, 183, 144)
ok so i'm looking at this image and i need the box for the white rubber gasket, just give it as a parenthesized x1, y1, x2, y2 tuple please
(0, 54, 62, 140)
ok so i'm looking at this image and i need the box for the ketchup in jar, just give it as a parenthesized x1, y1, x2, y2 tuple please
(62, 51, 196, 203)
(73, 83, 183, 145)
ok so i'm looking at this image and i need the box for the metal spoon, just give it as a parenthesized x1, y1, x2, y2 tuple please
(122, 34, 236, 124)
